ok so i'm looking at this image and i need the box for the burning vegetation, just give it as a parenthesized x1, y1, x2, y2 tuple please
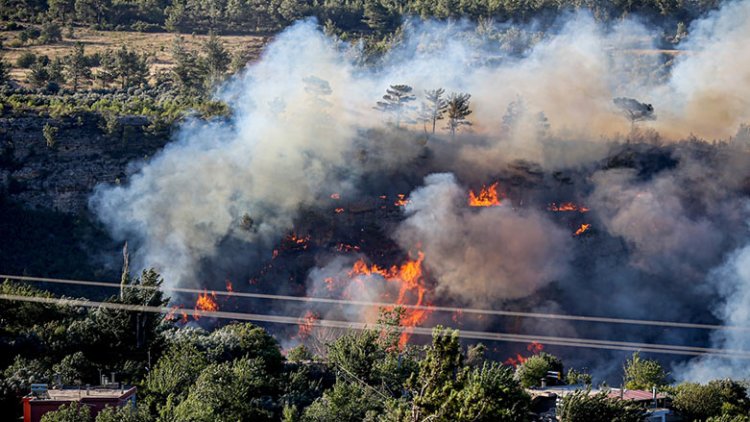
(468, 183, 503, 207)
(194, 291, 219, 319)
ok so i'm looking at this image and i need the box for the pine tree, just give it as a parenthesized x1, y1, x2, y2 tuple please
(375, 84, 416, 128)
(419, 88, 447, 134)
(201, 33, 230, 88)
(27, 60, 50, 89)
(171, 36, 206, 94)
(96, 50, 117, 88)
(445, 92, 472, 139)
(114, 45, 149, 90)
(65, 42, 92, 90)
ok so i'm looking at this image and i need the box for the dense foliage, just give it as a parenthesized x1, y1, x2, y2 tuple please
(0, 0, 723, 38)
(558, 389, 644, 422)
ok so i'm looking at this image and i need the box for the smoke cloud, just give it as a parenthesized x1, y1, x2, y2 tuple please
(88, 2, 750, 381)
(394, 173, 571, 304)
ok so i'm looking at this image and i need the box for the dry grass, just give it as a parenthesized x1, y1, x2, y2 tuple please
(1, 27, 269, 83)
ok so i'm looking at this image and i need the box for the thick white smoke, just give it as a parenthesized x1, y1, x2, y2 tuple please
(679, 225, 750, 382)
(658, 0, 750, 139)
(394, 173, 571, 304)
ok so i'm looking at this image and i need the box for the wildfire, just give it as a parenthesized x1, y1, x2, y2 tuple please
(348, 253, 429, 347)
(298, 310, 319, 339)
(394, 194, 410, 207)
(334, 207, 345, 214)
(336, 243, 361, 253)
(194, 291, 219, 319)
(330, 193, 340, 199)
(548, 202, 589, 212)
(283, 233, 311, 250)
(226, 280, 233, 293)
(574, 223, 591, 236)
(505, 342, 544, 366)
(468, 182, 503, 207)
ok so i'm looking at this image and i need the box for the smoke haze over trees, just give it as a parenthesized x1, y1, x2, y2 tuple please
(4, 1, 750, 420)
(82, 0, 750, 386)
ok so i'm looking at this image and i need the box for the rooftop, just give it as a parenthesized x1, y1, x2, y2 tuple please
(26, 386, 136, 402)
(528, 385, 667, 401)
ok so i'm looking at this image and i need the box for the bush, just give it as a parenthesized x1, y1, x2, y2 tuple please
(673, 383, 724, 421)
(16, 52, 36, 68)
(40, 21, 63, 44)
(130, 21, 162, 33)
(623, 352, 668, 390)
(40, 402, 92, 422)
(19, 27, 41, 43)
(558, 389, 644, 422)
(515, 352, 563, 388)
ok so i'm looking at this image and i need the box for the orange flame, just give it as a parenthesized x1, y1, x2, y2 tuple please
(505, 342, 544, 366)
(548, 202, 589, 212)
(468, 183, 502, 207)
(194, 291, 218, 320)
(334, 207, 345, 214)
(165, 305, 180, 322)
(394, 194, 410, 207)
(298, 310, 318, 339)
(574, 224, 591, 236)
(330, 193, 340, 199)
(348, 252, 429, 348)
(226, 280, 233, 293)
(283, 233, 311, 250)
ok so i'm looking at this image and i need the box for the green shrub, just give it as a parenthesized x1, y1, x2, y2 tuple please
(16, 52, 37, 68)
(559, 389, 644, 422)
(515, 352, 563, 388)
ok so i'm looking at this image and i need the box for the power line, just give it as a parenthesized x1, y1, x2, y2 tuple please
(1, 293, 748, 360)
(1, 273, 743, 332)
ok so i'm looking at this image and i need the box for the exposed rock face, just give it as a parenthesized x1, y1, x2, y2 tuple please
(0, 113, 169, 214)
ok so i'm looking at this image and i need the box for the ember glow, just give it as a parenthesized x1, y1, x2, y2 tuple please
(468, 183, 502, 207)
(194, 291, 218, 319)
(505, 342, 544, 366)
(394, 194, 410, 207)
(548, 202, 590, 213)
(574, 223, 592, 236)
(284, 233, 311, 250)
(335, 243, 361, 253)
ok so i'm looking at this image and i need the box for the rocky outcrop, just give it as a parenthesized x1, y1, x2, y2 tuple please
(0, 112, 169, 214)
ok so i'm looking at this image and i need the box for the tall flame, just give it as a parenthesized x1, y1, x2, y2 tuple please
(348, 252, 429, 348)
(468, 183, 502, 207)
(194, 291, 218, 319)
